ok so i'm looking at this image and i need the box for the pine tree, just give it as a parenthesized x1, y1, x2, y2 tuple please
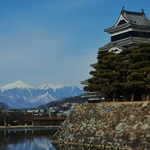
(84, 44, 150, 101)
(84, 50, 125, 101)
(124, 44, 150, 101)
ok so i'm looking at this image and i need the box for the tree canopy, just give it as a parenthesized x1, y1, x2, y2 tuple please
(84, 44, 150, 101)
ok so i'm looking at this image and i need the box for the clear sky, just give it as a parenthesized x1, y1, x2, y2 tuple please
(0, 0, 150, 88)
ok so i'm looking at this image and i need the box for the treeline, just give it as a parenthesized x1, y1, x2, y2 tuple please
(0, 111, 33, 126)
(0, 103, 29, 126)
(84, 44, 150, 101)
(0, 102, 7, 110)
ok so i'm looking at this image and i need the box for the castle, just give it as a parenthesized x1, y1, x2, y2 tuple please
(82, 8, 150, 102)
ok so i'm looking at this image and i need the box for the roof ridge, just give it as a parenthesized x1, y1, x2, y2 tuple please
(122, 9, 145, 15)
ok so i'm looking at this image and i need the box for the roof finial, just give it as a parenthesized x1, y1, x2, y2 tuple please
(121, 6, 125, 14)
(141, 8, 144, 13)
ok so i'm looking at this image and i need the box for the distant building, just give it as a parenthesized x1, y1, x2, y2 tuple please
(82, 8, 150, 102)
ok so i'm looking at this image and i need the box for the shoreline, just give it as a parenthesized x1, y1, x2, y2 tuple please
(51, 140, 127, 150)
(0, 125, 60, 130)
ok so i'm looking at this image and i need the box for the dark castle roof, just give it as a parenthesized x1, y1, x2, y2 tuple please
(105, 8, 150, 33)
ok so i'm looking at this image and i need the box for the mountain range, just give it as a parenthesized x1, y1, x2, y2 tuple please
(0, 80, 84, 109)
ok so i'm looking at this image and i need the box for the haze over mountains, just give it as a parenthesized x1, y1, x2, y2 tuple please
(0, 81, 84, 109)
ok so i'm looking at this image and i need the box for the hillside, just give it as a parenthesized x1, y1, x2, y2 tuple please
(38, 96, 88, 109)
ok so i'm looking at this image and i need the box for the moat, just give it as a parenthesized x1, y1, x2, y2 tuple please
(0, 128, 56, 150)
(0, 128, 91, 150)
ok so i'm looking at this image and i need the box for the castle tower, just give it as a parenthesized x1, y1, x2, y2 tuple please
(100, 8, 150, 52)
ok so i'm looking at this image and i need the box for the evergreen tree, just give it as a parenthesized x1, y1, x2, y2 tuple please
(84, 44, 150, 101)
(84, 50, 125, 101)
(125, 44, 150, 101)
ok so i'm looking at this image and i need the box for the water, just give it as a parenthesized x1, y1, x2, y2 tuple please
(0, 128, 57, 150)
(0, 129, 97, 150)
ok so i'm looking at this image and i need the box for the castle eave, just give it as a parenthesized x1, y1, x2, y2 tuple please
(105, 23, 131, 33)
(81, 80, 89, 85)
(99, 37, 150, 51)
(105, 23, 150, 34)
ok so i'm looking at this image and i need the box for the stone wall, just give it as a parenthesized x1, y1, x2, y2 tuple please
(54, 102, 150, 149)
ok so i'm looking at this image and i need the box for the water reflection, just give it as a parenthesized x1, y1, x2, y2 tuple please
(0, 129, 97, 150)
(0, 129, 56, 150)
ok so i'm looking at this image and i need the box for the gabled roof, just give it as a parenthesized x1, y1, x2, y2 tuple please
(105, 8, 150, 34)
(122, 9, 150, 26)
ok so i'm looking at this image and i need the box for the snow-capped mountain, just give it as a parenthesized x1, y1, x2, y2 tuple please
(39, 83, 64, 90)
(0, 80, 33, 91)
(0, 81, 84, 109)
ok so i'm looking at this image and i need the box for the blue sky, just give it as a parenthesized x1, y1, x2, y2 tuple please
(0, 0, 150, 88)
